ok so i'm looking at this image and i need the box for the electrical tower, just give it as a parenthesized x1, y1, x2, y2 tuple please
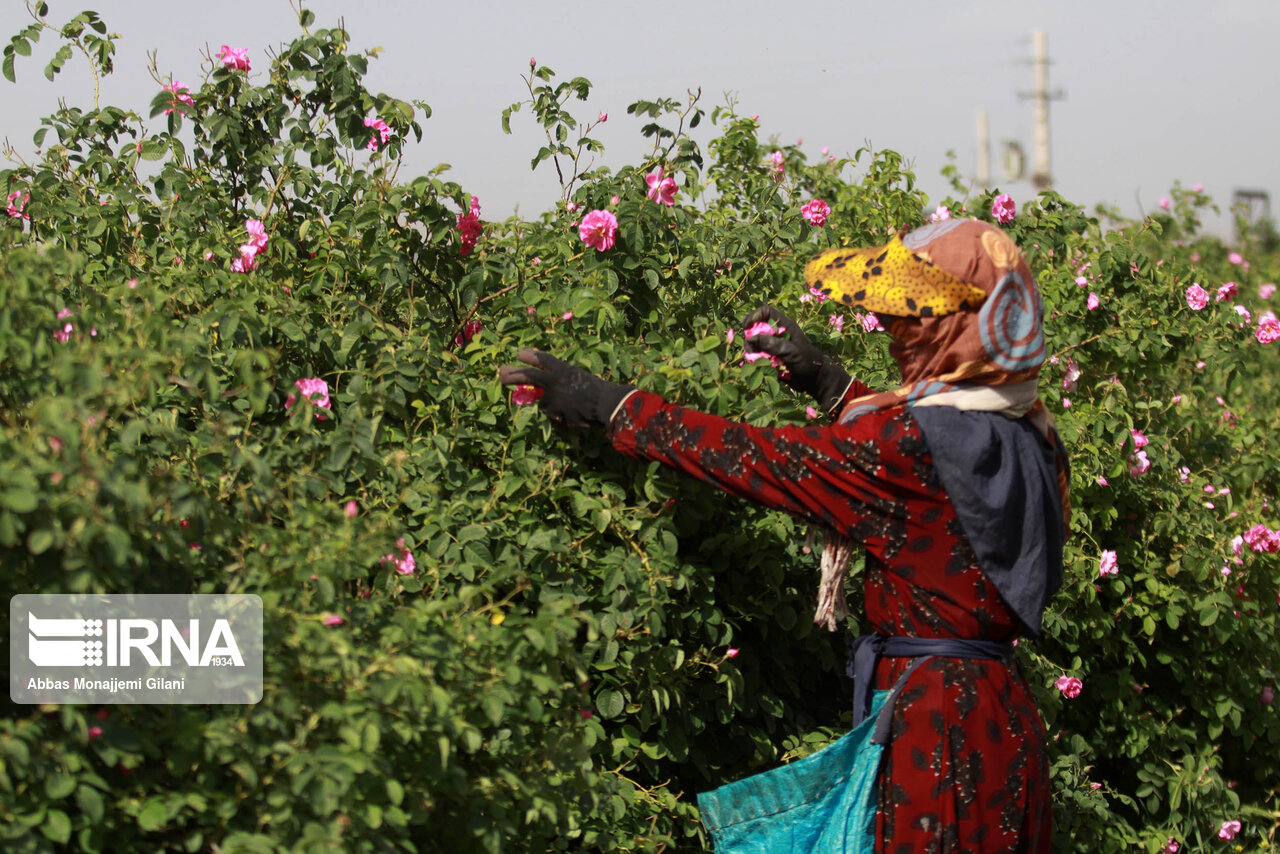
(1019, 30, 1064, 191)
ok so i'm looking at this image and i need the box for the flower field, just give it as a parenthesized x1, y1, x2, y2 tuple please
(1, 6, 1277, 852)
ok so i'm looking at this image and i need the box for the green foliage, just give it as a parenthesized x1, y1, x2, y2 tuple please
(1, 8, 1277, 853)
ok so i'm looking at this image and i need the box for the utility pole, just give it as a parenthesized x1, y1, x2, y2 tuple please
(975, 110, 991, 188)
(1019, 30, 1064, 191)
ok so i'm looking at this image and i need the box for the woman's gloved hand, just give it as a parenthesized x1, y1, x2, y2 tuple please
(498, 348, 634, 429)
(742, 305, 852, 415)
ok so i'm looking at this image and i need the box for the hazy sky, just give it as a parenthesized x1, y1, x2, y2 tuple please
(2, 1, 1275, 238)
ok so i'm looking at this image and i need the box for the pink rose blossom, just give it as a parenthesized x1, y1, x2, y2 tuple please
(285, 377, 332, 419)
(364, 116, 392, 151)
(453, 319, 482, 348)
(1227, 251, 1244, 265)
(828, 313, 843, 332)
(1074, 276, 1088, 287)
(806, 406, 819, 420)
(219, 45, 251, 72)
(1242, 524, 1280, 553)
(1216, 281, 1238, 302)
(529, 56, 536, 67)
(511, 384, 544, 405)
(992, 193, 1016, 223)
(801, 199, 831, 226)
(1096, 476, 1108, 486)
(1099, 550, 1118, 576)
(578, 209, 619, 251)
(1259, 283, 1277, 299)
(1054, 675, 1083, 698)
(1130, 429, 1148, 449)
(1161, 839, 1178, 854)
(1159, 197, 1170, 210)
(1257, 314, 1280, 344)
(742, 321, 790, 376)
(725, 328, 735, 343)
(610, 195, 619, 205)
(726, 648, 740, 659)
(645, 168, 678, 206)
(598, 111, 608, 122)
(230, 217, 268, 273)
(456, 195, 482, 256)
(860, 312, 883, 333)
(1217, 820, 1241, 841)
(770, 151, 785, 173)
(322, 613, 344, 626)
(381, 540, 416, 575)
(929, 205, 951, 223)
(1128, 449, 1151, 477)
(1062, 358, 1081, 392)
(344, 500, 358, 519)
(1061, 398, 1071, 408)
(1086, 292, 1100, 310)
(1185, 284, 1209, 310)
(1193, 183, 1204, 192)
(562, 311, 573, 321)
(6, 190, 30, 220)
(162, 80, 194, 115)
(809, 286, 828, 303)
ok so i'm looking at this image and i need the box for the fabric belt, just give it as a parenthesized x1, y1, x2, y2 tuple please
(846, 634, 1015, 745)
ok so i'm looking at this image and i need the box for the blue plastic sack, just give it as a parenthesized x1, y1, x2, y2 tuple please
(696, 690, 888, 854)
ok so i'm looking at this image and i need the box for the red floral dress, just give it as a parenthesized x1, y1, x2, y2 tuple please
(609, 385, 1052, 854)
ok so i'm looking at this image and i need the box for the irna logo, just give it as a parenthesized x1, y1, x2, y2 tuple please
(27, 613, 245, 668)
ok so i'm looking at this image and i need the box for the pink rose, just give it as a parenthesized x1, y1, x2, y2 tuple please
(645, 168, 678, 206)
(1162, 838, 1179, 854)
(162, 80, 194, 115)
(578, 209, 618, 251)
(456, 195, 482, 256)
(1257, 315, 1280, 344)
(1130, 429, 1149, 449)
(929, 205, 950, 223)
(1259, 283, 1277, 299)
(344, 500, 358, 519)
(1185, 284, 1209, 310)
(770, 151, 785, 173)
(453, 319, 482, 348)
(381, 542, 416, 576)
(364, 116, 392, 151)
(800, 199, 831, 226)
(992, 193, 1016, 223)
(1054, 675, 1083, 698)
(286, 377, 332, 419)
(322, 613, 344, 626)
(7, 190, 31, 220)
(1128, 449, 1151, 477)
(828, 313, 843, 333)
(1217, 820, 1241, 841)
(726, 648, 740, 659)
(1216, 281, 1237, 302)
(511, 385, 544, 405)
(1086, 292, 1100, 310)
(218, 45, 251, 72)
(1099, 550, 1118, 576)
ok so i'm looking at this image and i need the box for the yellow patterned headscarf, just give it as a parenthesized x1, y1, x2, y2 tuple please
(805, 235, 989, 318)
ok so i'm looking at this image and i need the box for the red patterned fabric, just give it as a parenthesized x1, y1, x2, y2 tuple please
(609, 387, 1052, 853)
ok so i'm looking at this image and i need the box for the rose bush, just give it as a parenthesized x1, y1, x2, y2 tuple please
(0, 5, 1276, 852)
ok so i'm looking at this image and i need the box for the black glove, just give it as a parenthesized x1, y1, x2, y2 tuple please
(742, 305, 852, 415)
(498, 348, 633, 429)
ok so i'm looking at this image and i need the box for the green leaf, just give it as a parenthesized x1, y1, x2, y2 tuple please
(596, 689, 625, 720)
(41, 809, 71, 843)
